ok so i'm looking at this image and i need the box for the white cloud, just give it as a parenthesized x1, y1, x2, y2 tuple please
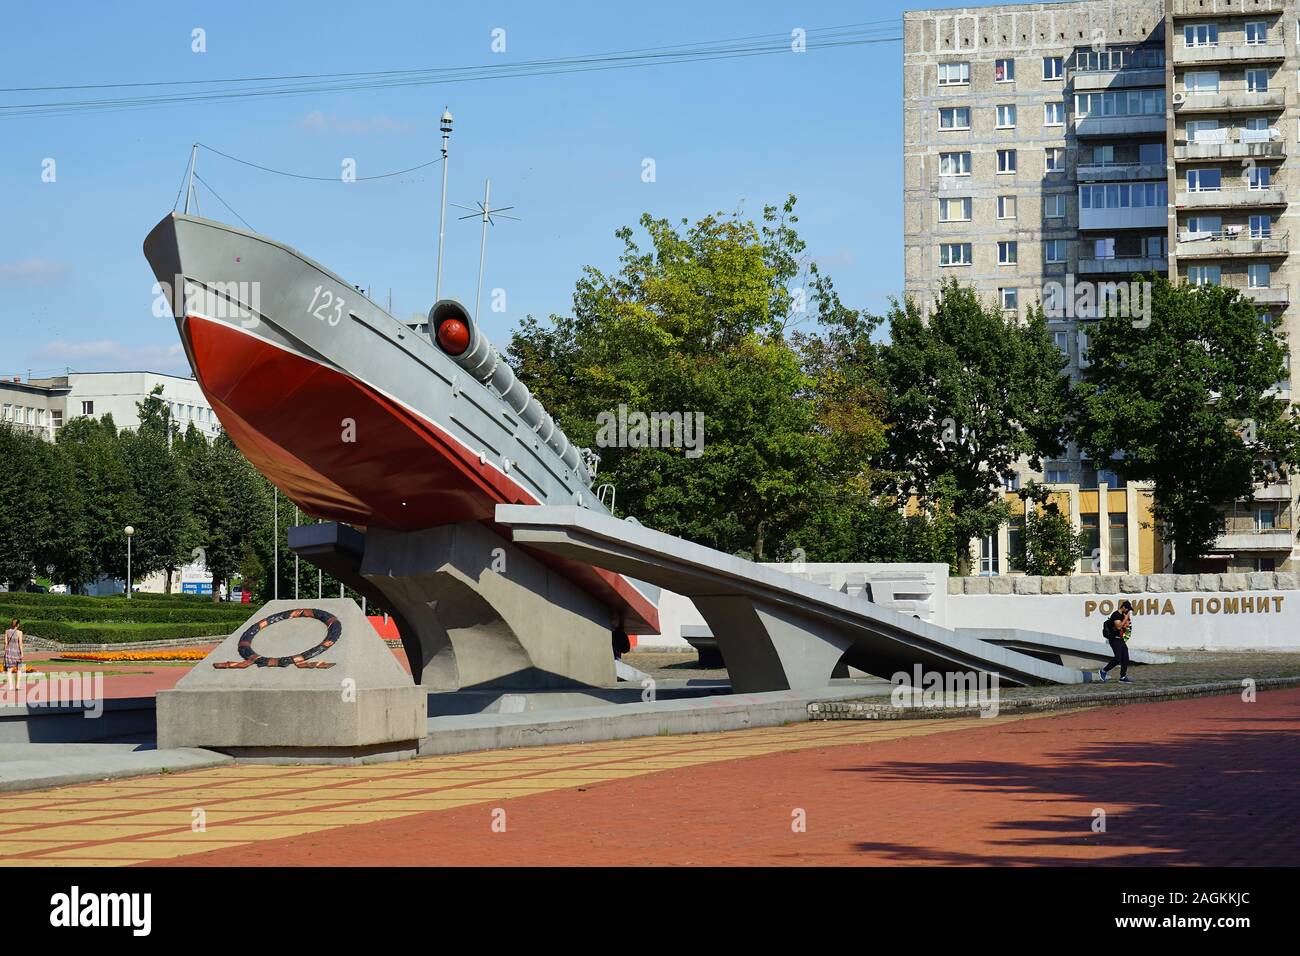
(0, 258, 71, 284)
(297, 111, 416, 135)
(26, 339, 191, 376)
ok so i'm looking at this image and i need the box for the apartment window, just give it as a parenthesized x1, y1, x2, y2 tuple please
(939, 197, 972, 222)
(51, 410, 63, 430)
(1246, 69, 1269, 93)
(1186, 119, 1221, 143)
(997, 195, 1017, 219)
(1256, 557, 1277, 572)
(1078, 329, 1092, 366)
(1080, 514, 1101, 571)
(995, 58, 1014, 82)
(979, 534, 1000, 575)
(1044, 194, 1066, 218)
(938, 62, 970, 86)
(1250, 215, 1271, 238)
(1139, 142, 1165, 164)
(1187, 167, 1221, 191)
(1185, 71, 1220, 95)
(939, 242, 973, 266)
(1080, 181, 1168, 209)
(1186, 214, 1222, 237)
(1045, 239, 1067, 263)
(939, 151, 972, 176)
(1094, 237, 1116, 260)
(1042, 56, 1063, 80)
(1184, 23, 1218, 47)
(996, 104, 1016, 128)
(1045, 147, 1066, 172)
(1144, 235, 1168, 257)
(1098, 467, 1125, 489)
(1108, 513, 1129, 572)
(1000, 287, 1019, 311)
(1046, 466, 1070, 484)
(1053, 331, 1071, 355)
(1074, 89, 1165, 117)
(1249, 263, 1271, 288)
(1044, 102, 1065, 126)
(997, 149, 1017, 174)
(1245, 21, 1267, 45)
(81, 401, 94, 415)
(1087, 145, 1115, 166)
(1256, 507, 1277, 531)
(1249, 165, 1271, 189)
(1188, 264, 1221, 285)
(939, 106, 971, 129)
(998, 241, 1018, 264)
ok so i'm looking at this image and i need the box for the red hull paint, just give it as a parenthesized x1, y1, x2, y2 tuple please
(184, 315, 659, 633)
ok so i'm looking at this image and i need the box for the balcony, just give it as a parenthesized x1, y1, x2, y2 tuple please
(1213, 528, 1294, 551)
(1242, 284, 1290, 304)
(1076, 161, 1167, 182)
(1072, 68, 1167, 91)
(1074, 114, 1166, 137)
(1078, 206, 1168, 231)
(1176, 231, 1289, 257)
(1077, 256, 1168, 275)
(1252, 481, 1294, 500)
(1173, 89, 1285, 113)
(1172, 0, 1286, 16)
(1174, 42, 1286, 67)
(1176, 186, 1287, 209)
(1175, 127, 1284, 161)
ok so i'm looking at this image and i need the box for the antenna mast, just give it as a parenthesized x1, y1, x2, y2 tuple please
(434, 107, 454, 314)
(454, 180, 518, 321)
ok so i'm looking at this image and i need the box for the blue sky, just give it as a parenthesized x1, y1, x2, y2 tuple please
(1, 0, 971, 379)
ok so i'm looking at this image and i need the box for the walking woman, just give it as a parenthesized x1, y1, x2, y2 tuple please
(4, 618, 23, 677)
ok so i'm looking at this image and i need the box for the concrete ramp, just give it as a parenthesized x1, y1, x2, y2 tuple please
(497, 505, 1083, 693)
(956, 628, 1174, 669)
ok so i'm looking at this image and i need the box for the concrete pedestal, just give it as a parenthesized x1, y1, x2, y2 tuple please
(156, 599, 425, 761)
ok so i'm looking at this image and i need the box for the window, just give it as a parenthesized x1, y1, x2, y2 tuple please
(939, 197, 972, 221)
(1108, 513, 1129, 572)
(1046, 466, 1071, 484)
(1087, 145, 1115, 166)
(1185, 71, 1220, 95)
(1044, 102, 1065, 126)
(1042, 56, 1063, 80)
(939, 151, 971, 176)
(1054, 331, 1071, 355)
(1249, 262, 1271, 288)
(1007, 517, 1025, 571)
(1098, 467, 1125, 489)
(1246, 69, 1269, 93)
(1080, 181, 1168, 209)
(998, 241, 1018, 264)
(1094, 237, 1116, 259)
(1139, 142, 1165, 164)
(1045, 147, 1066, 172)
(81, 401, 94, 416)
(1186, 214, 1222, 237)
(1074, 89, 1165, 117)
(996, 104, 1016, 128)
(939, 106, 971, 129)
(979, 534, 1000, 575)
(1184, 23, 1218, 47)
(1144, 235, 1167, 257)
(1000, 287, 1019, 310)
(1256, 507, 1276, 531)
(939, 242, 973, 266)
(997, 149, 1017, 173)
(938, 62, 970, 86)
(995, 58, 1015, 82)
(1080, 514, 1101, 571)
(1250, 215, 1271, 238)
(1078, 329, 1091, 366)
(1044, 194, 1066, 218)
(1188, 264, 1221, 285)
(1188, 167, 1221, 191)
(1187, 119, 1221, 143)
(1255, 556, 1276, 572)
(1045, 239, 1066, 263)
(1245, 21, 1267, 45)
(1249, 164, 1271, 189)
(997, 195, 1017, 219)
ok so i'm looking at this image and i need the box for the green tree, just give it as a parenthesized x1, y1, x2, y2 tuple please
(56, 415, 140, 585)
(0, 425, 48, 588)
(1013, 481, 1085, 576)
(1073, 277, 1300, 571)
(878, 281, 1072, 572)
(119, 387, 191, 591)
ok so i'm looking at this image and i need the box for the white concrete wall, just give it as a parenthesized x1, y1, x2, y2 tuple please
(65, 371, 220, 438)
(950, 591, 1300, 651)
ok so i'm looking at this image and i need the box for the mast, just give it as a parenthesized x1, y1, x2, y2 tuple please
(434, 107, 454, 318)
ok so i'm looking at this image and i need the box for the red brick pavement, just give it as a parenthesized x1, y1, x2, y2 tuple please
(147, 687, 1300, 867)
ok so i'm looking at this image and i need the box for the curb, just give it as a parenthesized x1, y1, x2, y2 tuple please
(808, 675, 1300, 720)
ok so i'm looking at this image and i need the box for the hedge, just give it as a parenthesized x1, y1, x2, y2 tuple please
(0, 602, 251, 625)
(0, 592, 232, 609)
(18, 619, 231, 644)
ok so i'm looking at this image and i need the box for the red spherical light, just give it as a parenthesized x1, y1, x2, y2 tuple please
(437, 318, 471, 356)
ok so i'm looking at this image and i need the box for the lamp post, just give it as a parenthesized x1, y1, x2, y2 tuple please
(124, 526, 135, 599)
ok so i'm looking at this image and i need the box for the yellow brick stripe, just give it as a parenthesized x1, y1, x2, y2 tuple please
(0, 710, 1071, 866)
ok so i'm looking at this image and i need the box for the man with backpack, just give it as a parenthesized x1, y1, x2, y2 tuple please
(1098, 599, 1133, 683)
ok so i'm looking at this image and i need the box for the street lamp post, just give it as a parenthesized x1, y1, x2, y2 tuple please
(124, 525, 135, 599)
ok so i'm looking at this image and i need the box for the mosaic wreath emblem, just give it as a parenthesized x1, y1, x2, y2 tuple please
(213, 607, 341, 669)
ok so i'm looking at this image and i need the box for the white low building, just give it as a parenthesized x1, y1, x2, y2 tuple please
(0, 370, 219, 439)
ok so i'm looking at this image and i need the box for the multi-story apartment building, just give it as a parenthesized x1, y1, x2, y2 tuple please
(904, 0, 1297, 575)
(0, 370, 220, 441)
